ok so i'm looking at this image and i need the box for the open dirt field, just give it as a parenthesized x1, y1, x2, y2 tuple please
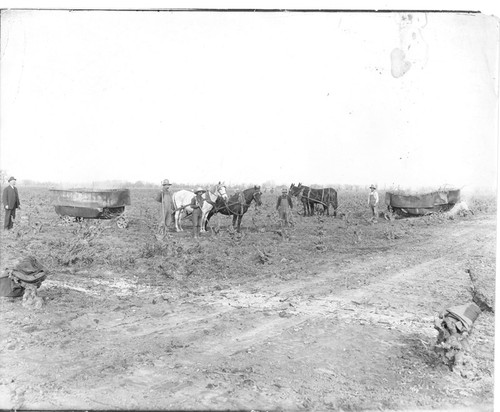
(0, 187, 496, 411)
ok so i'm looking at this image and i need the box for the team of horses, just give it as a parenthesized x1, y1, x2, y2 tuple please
(289, 183, 338, 217)
(170, 182, 337, 233)
(172, 183, 263, 233)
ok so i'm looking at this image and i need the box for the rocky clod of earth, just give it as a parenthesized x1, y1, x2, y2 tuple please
(434, 303, 481, 378)
(3, 255, 47, 308)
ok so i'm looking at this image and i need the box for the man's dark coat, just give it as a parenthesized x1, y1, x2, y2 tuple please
(3, 185, 20, 210)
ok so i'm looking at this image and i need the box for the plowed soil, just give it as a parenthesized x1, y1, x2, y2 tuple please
(0, 188, 495, 411)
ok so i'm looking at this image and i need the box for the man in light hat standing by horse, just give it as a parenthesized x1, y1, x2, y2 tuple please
(368, 184, 379, 223)
(156, 179, 174, 234)
(190, 188, 206, 239)
(3, 176, 21, 230)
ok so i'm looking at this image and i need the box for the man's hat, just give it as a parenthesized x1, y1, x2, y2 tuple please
(194, 187, 205, 194)
(161, 179, 171, 186)
(370, 184, 377, 189)
(8, 177, 16, 182)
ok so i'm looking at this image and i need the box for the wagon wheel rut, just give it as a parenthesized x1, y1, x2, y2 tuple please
(95, 215, 495, 364)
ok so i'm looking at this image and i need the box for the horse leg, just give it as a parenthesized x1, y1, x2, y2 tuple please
(176, 210, 185, 232)
(232, 215, 238, 229)
(205, 210, 213, 232)
(202, 204, 214, 232)
(237, 215, 243, 232)
(200, 209, 207, 233)
(174, 211, 180, 232)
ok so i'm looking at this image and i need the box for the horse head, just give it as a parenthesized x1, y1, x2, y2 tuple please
(252, 185, 263, 206)
(216, 182, 228, 200)
(289, 183, 302, 197)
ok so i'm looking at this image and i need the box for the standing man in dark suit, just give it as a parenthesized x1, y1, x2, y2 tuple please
(3, 176, 20, 230)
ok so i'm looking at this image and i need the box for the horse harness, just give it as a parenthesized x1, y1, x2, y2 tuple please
(212, 189, 261, 216)
(296, 186, 328, 207)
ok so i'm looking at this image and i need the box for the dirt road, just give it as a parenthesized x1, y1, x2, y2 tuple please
(0, 211, 495, 411)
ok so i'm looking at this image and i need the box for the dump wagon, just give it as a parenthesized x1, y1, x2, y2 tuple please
(385, 189, 460, 216)
(49, 188, 131, 227)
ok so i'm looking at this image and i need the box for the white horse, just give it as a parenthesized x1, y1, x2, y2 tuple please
(172, 183, 228, 232)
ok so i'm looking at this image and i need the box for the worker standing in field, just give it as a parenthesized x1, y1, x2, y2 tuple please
(368, 184, 379, 223)
(3, 176, 21, 231)
(190, 188, 206, 239)
(156, 179, 174, 234)
(276, 188, 293, 227)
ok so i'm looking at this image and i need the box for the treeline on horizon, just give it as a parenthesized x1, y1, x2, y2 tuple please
(8, 179, 368, 192)
(2, 178, 495, 196)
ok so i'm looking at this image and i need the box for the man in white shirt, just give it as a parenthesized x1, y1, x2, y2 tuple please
(368, 184, 379, 223)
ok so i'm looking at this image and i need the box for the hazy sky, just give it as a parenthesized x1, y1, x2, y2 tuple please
(0, 9, 498, 190)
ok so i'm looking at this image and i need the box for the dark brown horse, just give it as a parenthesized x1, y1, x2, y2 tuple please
(206, 186, 263, 232)
(289, 183, 337, 217)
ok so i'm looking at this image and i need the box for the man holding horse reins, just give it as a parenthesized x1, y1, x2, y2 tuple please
(276, 188, 293, 226)
(190, 188, 206, 239)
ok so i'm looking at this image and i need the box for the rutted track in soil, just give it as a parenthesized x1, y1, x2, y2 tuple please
(144, 217, 493, 342)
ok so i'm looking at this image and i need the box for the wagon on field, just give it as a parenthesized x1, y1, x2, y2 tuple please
(385, 189, 460, 217)
(49, 188, 131, 228)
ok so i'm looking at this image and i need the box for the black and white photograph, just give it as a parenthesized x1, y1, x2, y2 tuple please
(0, 2, 498, 410)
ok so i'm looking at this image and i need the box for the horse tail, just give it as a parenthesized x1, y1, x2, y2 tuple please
(172, 192, 178, 211)
(172, 192, 185, 212)
(329, 188, 338, 216)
